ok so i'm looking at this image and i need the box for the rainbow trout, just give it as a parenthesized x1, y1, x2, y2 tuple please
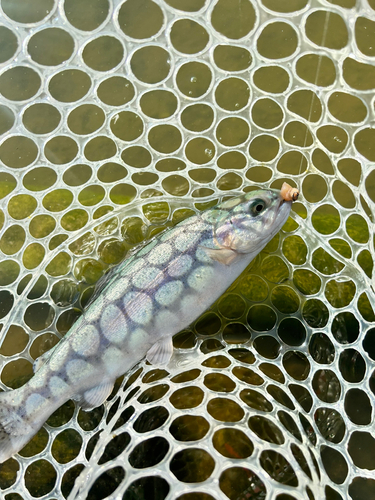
(0, 183, 298, 462)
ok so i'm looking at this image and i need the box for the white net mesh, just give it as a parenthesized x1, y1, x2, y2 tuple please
(0, 0, 375, 498)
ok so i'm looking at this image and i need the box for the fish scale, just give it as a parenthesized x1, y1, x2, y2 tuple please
(0, 185, 297, 463)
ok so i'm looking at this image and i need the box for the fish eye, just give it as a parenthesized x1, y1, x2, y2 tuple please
(250, 199, 266, 216)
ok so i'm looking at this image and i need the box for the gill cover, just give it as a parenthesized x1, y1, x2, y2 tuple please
(202, 188, 290, 265)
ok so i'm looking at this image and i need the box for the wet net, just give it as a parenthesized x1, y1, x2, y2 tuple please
(0, 0, 374, 499)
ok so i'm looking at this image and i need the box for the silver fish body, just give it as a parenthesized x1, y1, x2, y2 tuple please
(0, 187, 294, 462)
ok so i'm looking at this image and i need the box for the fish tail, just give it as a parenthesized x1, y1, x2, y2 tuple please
(0, 389, 34, 463)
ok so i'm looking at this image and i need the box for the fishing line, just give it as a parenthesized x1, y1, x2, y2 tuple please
(298, 9, 331, 176)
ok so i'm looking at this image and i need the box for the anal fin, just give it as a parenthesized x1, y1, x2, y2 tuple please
(146, 336, 173, 365)
(75, 382, 114, 412)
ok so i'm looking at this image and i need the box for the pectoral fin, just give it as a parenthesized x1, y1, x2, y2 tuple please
(75, 382, 114, 411)
(201, 246, 239, 265)
(146, 336, 174, 365)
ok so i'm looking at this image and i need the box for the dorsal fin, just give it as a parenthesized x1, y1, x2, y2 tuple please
(33, 347, 56, 373)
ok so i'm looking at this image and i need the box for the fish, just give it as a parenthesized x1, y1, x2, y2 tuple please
(0, 183, 298, 463)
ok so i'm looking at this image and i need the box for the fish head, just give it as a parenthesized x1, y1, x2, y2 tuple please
(210, 185, 296, 255)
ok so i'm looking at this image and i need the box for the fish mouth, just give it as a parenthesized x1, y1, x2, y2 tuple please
(258, 196, 291, 248)
(278, 195, 292, 214)
(268, 196, 292, 238)
(277, 193, 292, 212)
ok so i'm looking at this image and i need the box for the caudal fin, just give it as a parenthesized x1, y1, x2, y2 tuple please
(0, 390, 34, 463)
